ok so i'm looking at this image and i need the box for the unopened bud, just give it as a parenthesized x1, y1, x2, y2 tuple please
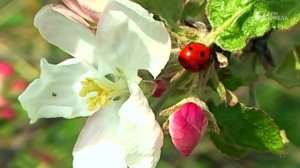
(153, 79, 168, 97)
(168, 102, 207, 157)
(160, 97, 219, 156)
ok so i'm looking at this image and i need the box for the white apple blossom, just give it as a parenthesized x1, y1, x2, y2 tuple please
(18, 0, 170, 167)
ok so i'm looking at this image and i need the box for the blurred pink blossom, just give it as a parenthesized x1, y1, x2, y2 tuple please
(31, 149, 55, 164)
(11, 79, 28, 93)
(0, 61, 14, 78)
(0, 106, 16, 120)
(0, 96, 8, 107)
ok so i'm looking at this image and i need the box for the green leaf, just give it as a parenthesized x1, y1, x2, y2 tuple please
(0, 1, 28, 28)
(268, 46, 300, 87)
(256, 81, 300, 148)
(213, 55, 256, 98)
(0, 12, 27, 28)
(208, 102, 284, 153)
(268, 25, 300, 65)
(222, 77, 243, 91)
(210, 132, 249, 159)
(134, 0, 183, 29)
(227, 54, 258, 85)
(211, 70, 227, 103)
(206, 0, 300, 51)
(183, 0, 206, 20)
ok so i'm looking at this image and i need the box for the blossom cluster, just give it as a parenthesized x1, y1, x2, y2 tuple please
(18, 0, 209, 167)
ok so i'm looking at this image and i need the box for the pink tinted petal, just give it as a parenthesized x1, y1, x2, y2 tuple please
(0, 61, 14, 77)
(169, 102, 208, 157)
(0, 106, 16, 120)
(62, 0, 99, 23)
(78, 0, 110, 21)
(52, 4, 91, 29)
(34, 6, 98, 67)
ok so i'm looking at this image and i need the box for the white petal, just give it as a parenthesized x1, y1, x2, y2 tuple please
(73, 142, 126, 168)
(129, 149, 161, 168)
(18, 59, 92, 124)
(96, 0, 171, 82)
(118, 82, 163, 168)
(74, 101, 122, 150)
(73, 100, 126, 167)
(34, 5, 98, 67)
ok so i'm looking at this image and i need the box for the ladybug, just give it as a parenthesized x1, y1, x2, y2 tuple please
(178, 42, 212, 72)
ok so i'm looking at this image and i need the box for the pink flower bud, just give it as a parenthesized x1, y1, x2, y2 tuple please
(153, 79, 168, 97)
(0, 106, 16, 120)
(169, 102, 208, 157)
(0, 61, 14, 78)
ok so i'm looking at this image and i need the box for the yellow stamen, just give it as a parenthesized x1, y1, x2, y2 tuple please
(79, 78, 112, 111)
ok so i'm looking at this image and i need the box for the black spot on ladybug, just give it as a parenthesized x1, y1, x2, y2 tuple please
(52, 92, 57, 97)
(200, 51, 205, 57)
(198, 64, 204, 69)
(188, 46, 193, 51)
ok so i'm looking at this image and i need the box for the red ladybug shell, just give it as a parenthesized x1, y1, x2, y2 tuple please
(178, 43, 212, 72)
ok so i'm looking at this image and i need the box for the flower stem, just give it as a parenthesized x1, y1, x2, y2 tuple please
(151, 70, 190, 113)
(248, 55, 258, 106)
(248, 83, 256, 106)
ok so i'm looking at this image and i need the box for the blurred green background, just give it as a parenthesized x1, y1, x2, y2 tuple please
(0, 0, 300, 168)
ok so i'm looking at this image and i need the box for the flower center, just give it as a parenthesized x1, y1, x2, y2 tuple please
(79, 73, 129, 111)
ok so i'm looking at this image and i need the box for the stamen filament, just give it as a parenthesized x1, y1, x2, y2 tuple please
(79, 77, 129, 111)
